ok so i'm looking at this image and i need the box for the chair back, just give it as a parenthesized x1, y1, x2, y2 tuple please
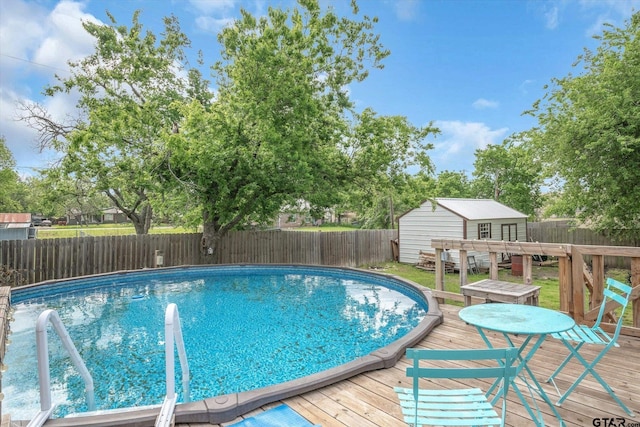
(406, 347, 518, 422)
(594, 278, 633, 338)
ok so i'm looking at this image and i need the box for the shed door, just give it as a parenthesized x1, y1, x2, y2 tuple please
(501, 223, 518, 242)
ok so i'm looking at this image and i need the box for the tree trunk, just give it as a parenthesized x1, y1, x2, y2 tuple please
(131, 203, 153, 234)
(200, 195, 253, 259)
(105, 191, 153, 234)
(201, 209, 224, 261)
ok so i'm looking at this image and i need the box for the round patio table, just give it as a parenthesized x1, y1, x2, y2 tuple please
(459, 303, 575, 427)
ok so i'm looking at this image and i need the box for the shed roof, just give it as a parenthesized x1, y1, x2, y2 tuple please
(435, 198, 528, 220)
(0, 213, 32, 224)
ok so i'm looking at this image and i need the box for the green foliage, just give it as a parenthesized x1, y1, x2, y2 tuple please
(472, 134, 544, 217)
(29, 12, 201, 233)
(167, 0, 435, 251)
(341, 110, 437, 228)
(25, 169, 110, 221)
(0, 137, 26, 212)
(527, 13, 640, 239)
(433, 171, 473, 198)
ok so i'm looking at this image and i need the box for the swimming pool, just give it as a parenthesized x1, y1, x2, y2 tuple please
(5, 264, 442, 425)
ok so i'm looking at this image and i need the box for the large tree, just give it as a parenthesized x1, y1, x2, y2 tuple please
(433, 170, 473, 199)
(341, 109, 436, 229)
(21, 12, 202, 233)
(526, 13, 640, 238)
(471, 135, 543, 217)
(166, 0, 435, 253)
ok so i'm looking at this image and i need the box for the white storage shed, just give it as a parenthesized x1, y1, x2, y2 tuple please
(398, 198, 528, 270)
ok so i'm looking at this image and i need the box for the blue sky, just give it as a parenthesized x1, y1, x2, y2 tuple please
(1, 0, 638, 177)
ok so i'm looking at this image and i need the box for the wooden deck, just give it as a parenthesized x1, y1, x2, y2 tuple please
(181, 304, 640, 427)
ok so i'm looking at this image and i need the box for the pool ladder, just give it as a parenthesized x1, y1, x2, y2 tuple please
(27, 309, 96, 427)
(25, 305, 189, 427)
(155, 303, 191, 427)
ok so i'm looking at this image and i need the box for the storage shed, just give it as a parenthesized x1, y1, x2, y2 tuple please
(0, 213, 36, 241)
(398, 198, 528, 270)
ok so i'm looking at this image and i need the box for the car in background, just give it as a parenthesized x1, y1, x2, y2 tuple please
(40, 219, 52, 227)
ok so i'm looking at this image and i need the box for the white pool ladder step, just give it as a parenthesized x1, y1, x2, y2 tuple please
(27, 309, 96, 427)
(155, 303, 190, 427)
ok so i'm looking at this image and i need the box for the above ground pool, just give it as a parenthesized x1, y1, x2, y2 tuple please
(5, 264, 441, 424)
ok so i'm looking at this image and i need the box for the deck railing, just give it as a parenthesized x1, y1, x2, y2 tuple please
(430, 239, 640, 338)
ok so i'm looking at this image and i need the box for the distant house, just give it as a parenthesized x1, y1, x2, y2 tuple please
(0, 213, 36, 240)
(102, 207, 129, 224)
(64, 209, 101, 226)
(398, 198, 528, 269)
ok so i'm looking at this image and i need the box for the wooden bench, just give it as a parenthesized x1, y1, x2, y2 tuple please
(461, 279, 541, 307)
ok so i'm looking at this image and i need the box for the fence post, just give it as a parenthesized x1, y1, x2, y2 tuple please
(489, 252, 498, 280)
(571, 246, 586, 323)
(459, 249, 468, 287)
(591, 255, 605, 309)
(558, 254, 572, 313)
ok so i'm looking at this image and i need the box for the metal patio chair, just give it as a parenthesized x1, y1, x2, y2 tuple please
(394, 347, 518, 427)
(546, 277, 635, 416)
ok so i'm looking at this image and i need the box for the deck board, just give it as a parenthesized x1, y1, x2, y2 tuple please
(181, 303, 640, 426)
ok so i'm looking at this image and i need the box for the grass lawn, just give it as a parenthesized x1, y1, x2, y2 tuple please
(292, 225, 361, 232)
(34, 224, 197, 239)
(36, 223, 359, 238)
(366, 261, 633, 325)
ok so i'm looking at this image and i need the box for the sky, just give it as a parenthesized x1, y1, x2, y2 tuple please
(1, 0, 638, 178)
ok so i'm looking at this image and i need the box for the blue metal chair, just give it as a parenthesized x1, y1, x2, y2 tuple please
(394, 347, 518, 427)
(547, 277, 635, 416)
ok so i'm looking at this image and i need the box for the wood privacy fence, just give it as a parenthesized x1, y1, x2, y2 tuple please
(528, 221, 639, 268)
(0, 229, 397, 287)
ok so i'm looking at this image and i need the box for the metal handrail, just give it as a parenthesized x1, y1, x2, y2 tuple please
(155, 303, 190, 427)
(27, 309, 95, 427)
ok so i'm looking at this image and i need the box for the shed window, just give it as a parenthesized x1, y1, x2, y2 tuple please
(501, 223, 518, 241)
(478, 223, 491, 239)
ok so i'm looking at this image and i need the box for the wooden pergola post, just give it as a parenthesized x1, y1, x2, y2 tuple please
(434, 247, 444, 304)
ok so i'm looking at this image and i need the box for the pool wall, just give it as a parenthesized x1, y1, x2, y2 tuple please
(8, 264, 443, 426)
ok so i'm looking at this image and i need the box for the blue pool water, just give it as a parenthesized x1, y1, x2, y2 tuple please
(5, 265, 428, 420)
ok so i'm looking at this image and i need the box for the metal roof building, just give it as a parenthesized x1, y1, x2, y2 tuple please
(398, 198, 528, 268)
(0, 213, 36, 240)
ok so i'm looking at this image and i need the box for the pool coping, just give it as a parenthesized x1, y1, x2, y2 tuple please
(8, 265, 444, 426)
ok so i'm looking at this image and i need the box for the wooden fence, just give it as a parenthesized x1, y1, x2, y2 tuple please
(0, 230, 397, 287)
(528, 221, 639, 268)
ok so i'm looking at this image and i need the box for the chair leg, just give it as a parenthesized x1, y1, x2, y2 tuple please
(554, 343, 635, 416)
(546, 341, 583, 383)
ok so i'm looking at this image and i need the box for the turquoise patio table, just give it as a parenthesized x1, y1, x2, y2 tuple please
(459, 303, 575, 426)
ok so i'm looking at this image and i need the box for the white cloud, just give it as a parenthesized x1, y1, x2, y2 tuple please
(188, 0, 237, 15)
(538, 0, 640, 33)
(544, 5, 559, 29)
(195, 15, 234, 33)
(472, 98, 499, 109)
(579, 0, 640, 17)
(32, 1, 101, 75)
(0, 0, 101, 175)
(393, 0, 420, 22)
(519, 79, 535, 95)
(0, 0, 48, 61)
(0, 89, 61, 174)
(432, 121, 509, 169)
